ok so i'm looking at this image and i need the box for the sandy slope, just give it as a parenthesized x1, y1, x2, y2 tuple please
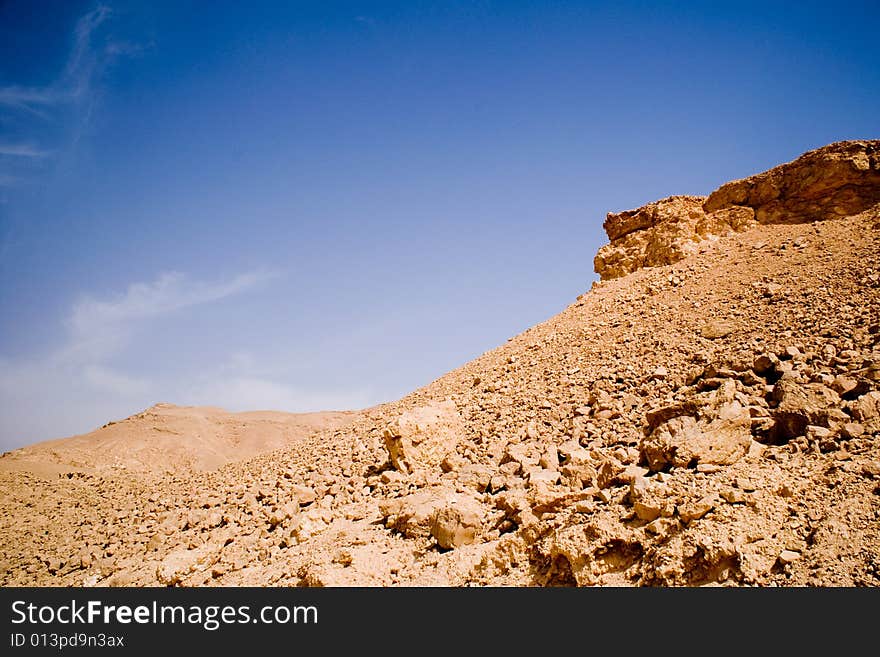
(0, 404, 360, 477)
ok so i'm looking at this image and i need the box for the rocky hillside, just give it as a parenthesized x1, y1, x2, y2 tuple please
(1, 140, 878, 587)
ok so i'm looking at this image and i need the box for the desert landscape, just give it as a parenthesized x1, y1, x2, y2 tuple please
(0, 139, 878, 587)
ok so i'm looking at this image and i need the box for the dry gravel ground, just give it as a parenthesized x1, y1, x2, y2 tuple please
(1, 141, 879, 587)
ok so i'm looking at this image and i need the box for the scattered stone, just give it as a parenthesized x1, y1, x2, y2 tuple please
(677, 496, 716, 524)
(840, 423, 865, 439)
(831, 376, 859, 396)
(720, 488, 751, 504)
(781, 346, 802, 360)
(527, 468, 561, 486)
(652, 366, 669, 380)
(645, 517, 679, 537)
(770, 380, 841, 441)
(430, 505, 482, 550)
(641, 400, 752, 471)
(292, 485, 317, 506)
(633, 500, 662, 522)
(156, 547, 216, 586)
(380, 470, 405, 484)
(851, 391, 880, 432)
(778, 550, 801, 565)
(701, 321, 736, 340)
(618, 464, 649, 484)
(753, 353, 780, 375)
(596, 458, 624, 489)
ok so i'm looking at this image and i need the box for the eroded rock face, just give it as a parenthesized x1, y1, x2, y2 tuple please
(595, 140, 880, 279)
(595, 196, 721, 280)
(705, 140, 880, 223)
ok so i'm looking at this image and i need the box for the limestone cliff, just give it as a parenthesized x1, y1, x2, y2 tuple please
(595, 140, 880, 280)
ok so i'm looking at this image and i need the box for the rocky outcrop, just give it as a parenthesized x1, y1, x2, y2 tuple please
(594, 195, 756, 282)
(595, 140, 880, 279)
(705, 140, 880, 223)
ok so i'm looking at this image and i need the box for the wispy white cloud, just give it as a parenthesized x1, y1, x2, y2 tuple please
(63, 5, 112, 84)
(105, 40, 149, 57)
(0, 143, 51, 158)
(184, 349, 375, 413)
(0, 5, 139, 186)
(355, 15, 378, 27)
(186, 362, 376, 413)
(0, 270, 276, 447)
(186, 374, 373, 414)
(0, 5, 112, 114)
(68, 270, 274, 337)
(59, 269, 275, 364)
(81, 364, 152, 396)
(0, 86, 66, 113)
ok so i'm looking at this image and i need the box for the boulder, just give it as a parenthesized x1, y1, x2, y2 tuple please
(430, 505, 483, 549)
(379, 489, 484, 545)
(769, 380, 842, 440)
(850, 391, 880, 432)
(677, 495, 716, 524)
(155, 546, 218, 586)
(640, 401, 752, 471)
(383, 400, 464, 474)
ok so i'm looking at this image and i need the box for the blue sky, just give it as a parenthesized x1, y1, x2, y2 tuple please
(1, 1, 878, 450)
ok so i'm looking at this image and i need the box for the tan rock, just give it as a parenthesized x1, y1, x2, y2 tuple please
(645, 517, 679, 538)
(596, 457, 624, 489)
(640, 401, 752, 471)
(430, 505, 482, 549)
(753, 353, 780, 375)
(677, 496, 716, 524)
(380, 470, 405, 484)
(701, 321, 736, 340)
(840, 423, 865, 439)
(383, 400, 465, 474)
(778, 550, 801, 565)
(720, 488, 751, 505)
(527, 468, 561, 486)
(851, 391, 880, 432)
(633, 500, 662, 522)
(593, 196, 758, 280)
(704, 140, 880, 223)
(770, 380, 842, 440)
(455, 463, 493, 492)
(831, 375, 859, 396)
(291, 485, 317, 506)
(156, 546, 217, 586)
